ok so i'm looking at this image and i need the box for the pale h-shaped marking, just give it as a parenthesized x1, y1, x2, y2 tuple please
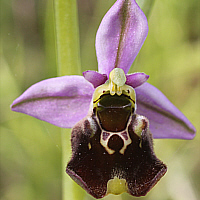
(100, 131, 132, 155)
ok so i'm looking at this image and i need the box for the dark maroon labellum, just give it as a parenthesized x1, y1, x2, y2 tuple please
(66, 93, 167, 199)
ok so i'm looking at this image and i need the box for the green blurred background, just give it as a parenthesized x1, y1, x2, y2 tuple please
(1, 0, 199, 200)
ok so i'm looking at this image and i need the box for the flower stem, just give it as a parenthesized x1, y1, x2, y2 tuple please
(53, 0, 84, 200)
(54, 0, 81, 76)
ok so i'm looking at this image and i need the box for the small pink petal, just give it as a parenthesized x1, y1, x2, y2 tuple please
(83, 70, 107, 88)
(126, 72, 149, 88)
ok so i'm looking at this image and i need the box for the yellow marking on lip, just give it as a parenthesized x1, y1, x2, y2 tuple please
(107, 176, 128, 195)
(88, 143, 91, 150)
(92, 68, 136, 109)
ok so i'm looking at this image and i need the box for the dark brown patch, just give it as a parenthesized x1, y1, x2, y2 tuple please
(107, 134, 124, 152)
(66, 115, 167, 198)
(96, 94, 132, 132)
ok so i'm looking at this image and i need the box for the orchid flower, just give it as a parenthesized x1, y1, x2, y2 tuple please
(11, 0, 196, 199)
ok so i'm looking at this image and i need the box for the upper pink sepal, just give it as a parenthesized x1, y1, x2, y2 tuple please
(96, 0, 148, 76)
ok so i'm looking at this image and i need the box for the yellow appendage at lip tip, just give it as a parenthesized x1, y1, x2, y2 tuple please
(107, 176, 128, 195)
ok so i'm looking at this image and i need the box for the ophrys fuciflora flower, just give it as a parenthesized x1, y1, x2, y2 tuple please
(11, 0, 196, 198)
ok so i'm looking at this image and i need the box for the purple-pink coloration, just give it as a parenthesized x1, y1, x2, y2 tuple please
(11, 0, 195, 141)
(10, 0, 196, 198)
(96, 0, 148, 77)
(11, 76, 94, 128)
(102, 132, 110, 141)
(126, 73, 149, 88)
(83, 71, 107, 88)
(83, 70, 149, 89)
(135, 83, 195, 139)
